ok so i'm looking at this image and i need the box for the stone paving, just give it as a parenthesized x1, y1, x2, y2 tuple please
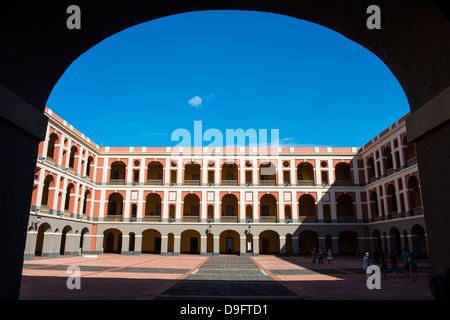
(20, 254, 434, 300)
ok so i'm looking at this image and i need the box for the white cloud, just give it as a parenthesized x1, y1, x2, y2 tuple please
(188, 95, 202, 107)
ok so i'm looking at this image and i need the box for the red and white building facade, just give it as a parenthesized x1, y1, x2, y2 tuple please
(24, 108, 428, 259)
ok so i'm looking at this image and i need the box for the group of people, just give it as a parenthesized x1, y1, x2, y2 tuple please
(363, 248, 418, 281)
(311, 248, 333, 264)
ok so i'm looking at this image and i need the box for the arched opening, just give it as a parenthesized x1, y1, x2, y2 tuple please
(334, 162, 352, 185)
(284, 205, 292, 221)
(323, 204, 331, 223)
(64, 183, 74, 214)
(3, 2, 450, 299)
(180, 229, 201, 254)
(372, 229, 382, 253)
(260, 194, 277, 223)
(130, 204, 137, 219)
(389, 227, 402, 257)
(337, 194, 355, 222)
(297, 162, 314, 185)
(183, 193, 200, 222)
(80, 227, 89, 254)
(142, 229, 162, 254)
(407, 176, 422, 215)
(220, 230, 240, 254)
(147, 161, 163, 184)
(245, 205, 253, 221)
(298, 194, 316, 222)
(145, 193, 161, 221)
(68, 146, 78, 170)
(386, 184, 398, 217)
(221, 194, 238, 222)
(370, 191, 380, 221)
(106, 193, 123, 221)
(46, 133, 59, 161)
(184, 162, 201, 185)
(259, 162, 276, 186)
(403, 136, 417, 165)
(169, 204, 176, 220)
(367, 157, 376, 180)
(383, 147, 394, 174)
(103, 229, 122, 254)
(59, 225, 73, 255)
(411, 224, 428, 259)
(259, 230, 279, 255)
(35, 223, 51, 257)
(85, 156, 94, 178)
(338, 230, 358, 255)
(40, 175, 54, 210)
(82, 190, 90, 216)
(129, 232, 136, 252)
(109, 161, 126, 184)
(298, 230, 319, 255)
(221, 162, 238, 186)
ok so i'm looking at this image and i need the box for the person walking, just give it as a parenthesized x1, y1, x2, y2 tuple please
(318, 249, 324, 264)
(410, 253, 418, 281)
(312, 248, 317, 264)
(390, 251, 398, 278)
(363, 252, 370, 276)
(327, 249, 333, 264)
(401, 248, 410, 278)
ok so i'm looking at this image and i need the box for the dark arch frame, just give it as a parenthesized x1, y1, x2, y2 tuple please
(1, 0, 449, 299)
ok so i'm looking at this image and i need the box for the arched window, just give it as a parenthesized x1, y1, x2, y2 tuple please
(297, 162, 314, 185)
(335, 162, 352, 185)
(46, 133, 58, 160)
(337, 194, 355, 222)
(110, 161, 126, 184)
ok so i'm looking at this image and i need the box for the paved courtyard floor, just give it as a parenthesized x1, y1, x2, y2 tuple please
(20, 254, 434, 300)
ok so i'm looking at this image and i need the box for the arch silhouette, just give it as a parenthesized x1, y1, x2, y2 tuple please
(1, 1, 450, 299)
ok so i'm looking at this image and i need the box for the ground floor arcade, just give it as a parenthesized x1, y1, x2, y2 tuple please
(24, 214, 428, 260)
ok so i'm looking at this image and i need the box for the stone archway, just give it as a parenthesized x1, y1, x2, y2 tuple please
(1, 0, 449, 299)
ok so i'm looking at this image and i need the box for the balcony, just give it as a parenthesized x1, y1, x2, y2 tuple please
(299, 215, 317, 223)
(104, 215, 123, 222)
(259, 180, 276, 186)
(337, 216, 357, 223)
(296, 180, 314, 186)
(146, 179, 164, 185)
(221, 180, 238, 186)
(182, 215, 200, 222)
(183, 180, 201, 186)
(221, 215, 238, 223)
(144, 215, 161, 222)
(109, 179, 126, 185)
(259, 216, 277, 223)
(334, 180, 353, 186)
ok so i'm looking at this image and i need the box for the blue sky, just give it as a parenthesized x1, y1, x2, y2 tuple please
(46, 10, 410, 148)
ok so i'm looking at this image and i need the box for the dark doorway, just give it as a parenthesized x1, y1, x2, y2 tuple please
(190, 237, 198, 254)
(226, 237, 234, 254)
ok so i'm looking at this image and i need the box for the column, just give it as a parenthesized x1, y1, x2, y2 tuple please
(121, 234, 130, 255)
(200, 235, 208, 256)
(280, 236, 286, 255)
(173, 235, 181, 256)
(240, 236, 247, 256)
(292, 236, 299, 255)
(253, 236, 260, 256)
(64, 233, 81, 256)
(213, 235, 220, 256)
(23, 231, 38, 260)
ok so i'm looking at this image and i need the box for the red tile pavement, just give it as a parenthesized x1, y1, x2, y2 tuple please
(20, 254, 434, 300)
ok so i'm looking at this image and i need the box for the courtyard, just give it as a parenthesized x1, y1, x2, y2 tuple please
(20, 254, 433, 300)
